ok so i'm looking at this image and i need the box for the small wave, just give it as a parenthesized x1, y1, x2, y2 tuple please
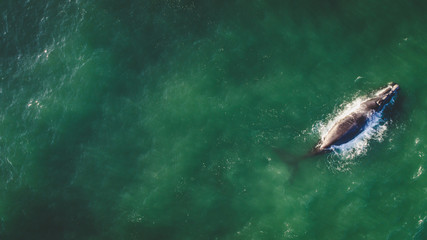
(0, 157, 16, 186)
(311, 94, 396, 169)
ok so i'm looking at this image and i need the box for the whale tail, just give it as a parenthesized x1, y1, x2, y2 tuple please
(273, 147, 321, 165)
(273, 147, 324, 182)
(273, 148, 301, 166)
(272, 148, 304, 182)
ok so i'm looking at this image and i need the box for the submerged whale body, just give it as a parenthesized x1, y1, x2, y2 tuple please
(313, 82, 400, 155)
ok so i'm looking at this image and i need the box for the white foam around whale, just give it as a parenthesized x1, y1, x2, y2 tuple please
(312, 94, 396, 164)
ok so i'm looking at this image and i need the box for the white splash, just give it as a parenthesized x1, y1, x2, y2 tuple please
(413, 166, 424, 180)
(312, 94, 394, 163)
(354, 76, 364, 82)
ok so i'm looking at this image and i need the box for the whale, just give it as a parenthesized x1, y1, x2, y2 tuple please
(275, 82, 400, 164)
(312, 82, 400, 155)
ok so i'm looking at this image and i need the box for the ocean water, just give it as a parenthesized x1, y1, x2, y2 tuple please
(1, 0, 427, 239)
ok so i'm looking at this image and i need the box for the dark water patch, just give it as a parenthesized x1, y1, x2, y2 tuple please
(0, 0, 84, 58)
(0, 51, 116, 239)
(81, 0, 222, 74)
(2, 186, 98, 240)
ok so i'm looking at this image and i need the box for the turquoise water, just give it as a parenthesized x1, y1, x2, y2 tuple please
(1, 0, 427, 239)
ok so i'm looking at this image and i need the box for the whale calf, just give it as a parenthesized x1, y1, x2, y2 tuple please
(312, 82, 400, 155)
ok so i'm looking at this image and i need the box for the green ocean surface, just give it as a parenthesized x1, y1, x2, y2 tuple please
(1, 0, 427, 239)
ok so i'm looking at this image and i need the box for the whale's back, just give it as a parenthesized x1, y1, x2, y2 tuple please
(319, 111, 368, 150)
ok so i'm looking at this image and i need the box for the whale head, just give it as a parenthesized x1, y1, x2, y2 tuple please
(374, 82, 400, 110)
